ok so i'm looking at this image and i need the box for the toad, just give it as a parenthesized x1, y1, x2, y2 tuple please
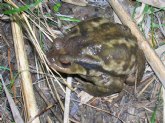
(46, 17, 145, 96)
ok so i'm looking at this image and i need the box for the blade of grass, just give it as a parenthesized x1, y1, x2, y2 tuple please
(58, 16, 81, 22)
(150, 85, 162, 123)
(3, 0, 42, 15)
(0, 66, 10, 71)
(53, 2, 62, 12)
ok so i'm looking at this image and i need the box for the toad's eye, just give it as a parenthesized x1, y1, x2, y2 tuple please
(60, 60, 71, 68)
(59, 56, 72, 68)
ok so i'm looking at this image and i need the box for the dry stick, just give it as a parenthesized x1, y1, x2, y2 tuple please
(61, 0, 87, 6)
(0, 75, 24, 123)
(108, 0, 165, 88)
(4, 0, 71, 111)
(8, 49, 16, 101)
(34, 85, 63, 123)
(11, 20, 40, 123)
(28, 105, 54, 123)
(64, 77, 72, 123)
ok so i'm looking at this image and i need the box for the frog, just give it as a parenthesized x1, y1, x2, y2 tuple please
(46, 17, 145, 97)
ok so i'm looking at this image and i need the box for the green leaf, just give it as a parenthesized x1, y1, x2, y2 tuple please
(3, 0, 42, 15)
(4, 5, 30, 14)
(53, 2, 62, 12)
(152, 23, 165, 28)
(0, 66, 10, 71)
(58, 16, 81, 22)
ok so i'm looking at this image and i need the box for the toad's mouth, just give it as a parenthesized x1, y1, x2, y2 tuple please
(47, 56, 87, 75)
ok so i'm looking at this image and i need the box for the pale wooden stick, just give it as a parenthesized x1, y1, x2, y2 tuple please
(62, 0, 87, 6)
(64, 77, 72, 123)
(11, 20, 40, 123)
(108, 0, 165, 88)
(4, 0, 66, 111)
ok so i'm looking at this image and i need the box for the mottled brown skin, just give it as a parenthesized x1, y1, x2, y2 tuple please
(47, 17, 145, 97)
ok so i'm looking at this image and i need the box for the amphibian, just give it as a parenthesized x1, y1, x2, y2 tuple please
(46, 17, 145, 96)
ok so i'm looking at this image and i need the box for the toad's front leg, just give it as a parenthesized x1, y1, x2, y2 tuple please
(76, 76, 124, 97)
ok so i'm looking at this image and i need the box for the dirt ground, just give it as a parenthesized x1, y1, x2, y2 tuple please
(0, 0, 164, 123)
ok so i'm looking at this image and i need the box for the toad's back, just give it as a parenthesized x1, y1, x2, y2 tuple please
(47, 17, 146, 96)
